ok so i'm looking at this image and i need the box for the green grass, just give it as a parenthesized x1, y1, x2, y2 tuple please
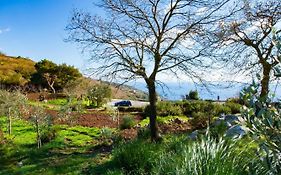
(47, 98, 68, 105)
(0, 116, 112, 175)
(28, 100, 60, 110)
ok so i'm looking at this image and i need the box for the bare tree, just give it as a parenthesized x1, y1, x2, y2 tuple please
(66, 0, 237, 140)
(214, 0, 281, 98)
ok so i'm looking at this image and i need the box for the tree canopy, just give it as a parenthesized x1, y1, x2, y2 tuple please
(213, 0, 281, 98)
(32, 59, 82, 93)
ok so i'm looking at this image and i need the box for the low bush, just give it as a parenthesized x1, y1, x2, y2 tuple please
(119, 116, 135, 130)
(212, 103, 232, 116)
(117, 106, 144, 113)
(190, 112, 211, 129)
(112, 140, 162, 175)
(144, 101, 183, 117)
(157, 101, 183, 116)
(225, 102, 241, 114)
(40, 126, 58, 144)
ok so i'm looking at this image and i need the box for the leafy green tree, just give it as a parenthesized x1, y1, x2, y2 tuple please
(55, 63, 82, 89)
(32, 59, 82, 93)
(32, 59, 58, 93)
(87, 84, 112, 107)
(187, 90, 199, 100)
(0, 90, 28, 135)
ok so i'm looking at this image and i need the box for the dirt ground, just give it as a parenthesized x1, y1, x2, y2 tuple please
(44, 109, 192, 139)
(26, 93, 192, 139)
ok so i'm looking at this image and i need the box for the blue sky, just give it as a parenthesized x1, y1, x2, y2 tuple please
(0, 0, 98, 72)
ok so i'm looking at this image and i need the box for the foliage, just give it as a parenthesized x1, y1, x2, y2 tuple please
(47, 98, 68, 106)
(117, 106, 144, 113)
(0, 90, 28, 135)
(58, 97, 84, 125)
(0, 55, 36, 86)
(153, 135, 249, 175)
(0, 116, 107, 174)
(32, 59, 82, 93)
(119, 116, 135, 130)
(178, 100, 231, 117)
(63, 77, 95, 98)
(87, 83, 112, 107)
(138, 116, 188, 127)
(225, 101, 242, 114)
(190, 112, 211, 129)
(112, 140, 162, 175)
(28, 106, 53, 148)
(240, 82, 281, 174)
(187, 90, 199, 100)
(156, 101, 183, 116)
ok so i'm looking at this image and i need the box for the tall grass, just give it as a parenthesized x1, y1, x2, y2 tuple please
(110, 134, 251, 175)
(154, 135, 248, 175)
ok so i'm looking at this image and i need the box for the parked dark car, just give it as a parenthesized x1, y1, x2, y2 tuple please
(114, 100, 132, 107)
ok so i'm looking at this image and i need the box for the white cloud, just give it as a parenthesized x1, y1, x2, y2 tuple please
(0, 28, 10, 34)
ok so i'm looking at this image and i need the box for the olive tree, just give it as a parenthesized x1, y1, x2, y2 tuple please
(29, 106, 52, 148)
(87, 84, 112, 107)
(0, 90, 28, 135)
(67, 0, 238, 140)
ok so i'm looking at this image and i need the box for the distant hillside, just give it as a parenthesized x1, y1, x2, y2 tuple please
(0, 53, 148, 100)
(0, 54, 36, 86)
(89, 79, 148, 101)
(108, 82, 148, 101)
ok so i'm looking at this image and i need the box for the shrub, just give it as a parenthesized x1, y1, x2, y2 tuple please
(40, 126, 58, 144)
(117, 106, 144, 113)
(144, 101, 183, 117)
(190, 112, 211, 129)
(212, 103, 231, 116)
(119, 116, 135, 130)
(225, 102, 241, 114)
(112, 140, 162, 175)
(156, 101, 183, 116)
(187, 90, 199, 100)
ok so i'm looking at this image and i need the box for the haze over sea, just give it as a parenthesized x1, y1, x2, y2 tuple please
(130, 81, 281, 101)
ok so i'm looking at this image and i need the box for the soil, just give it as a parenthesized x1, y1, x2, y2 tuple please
(44, 109, 192, 139)
(25, 93, 192, 139)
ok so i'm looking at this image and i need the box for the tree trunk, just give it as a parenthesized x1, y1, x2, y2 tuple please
(146, 79, 160, 141)
(8, 108, 12, 135)
(50, 85, 56, 94)
(36, 115, 41, 148)
(260, 64, 271, 98)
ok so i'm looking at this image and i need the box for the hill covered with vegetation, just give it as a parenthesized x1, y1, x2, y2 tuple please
(0, 53, 148, 100)
(0, 53, 36, 86)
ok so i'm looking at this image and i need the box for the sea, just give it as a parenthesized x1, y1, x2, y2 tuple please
(129, 81, 281, 101)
